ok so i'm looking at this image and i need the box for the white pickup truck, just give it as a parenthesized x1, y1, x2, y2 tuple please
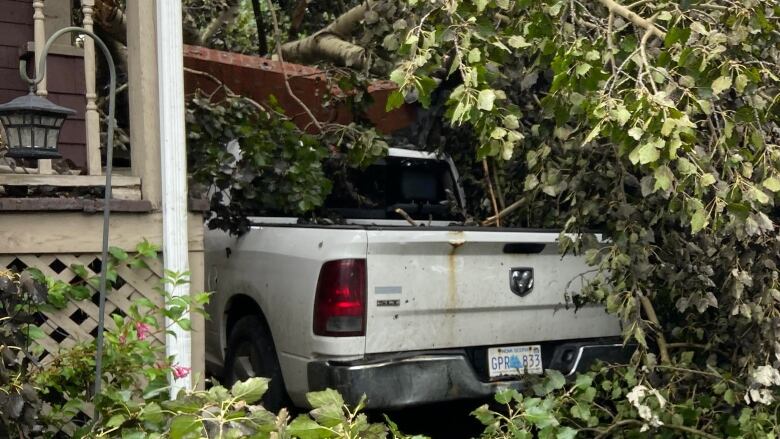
(204, 148, 624, 410)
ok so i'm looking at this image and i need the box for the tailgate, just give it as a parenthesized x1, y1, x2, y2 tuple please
(364, 229, 621, 354)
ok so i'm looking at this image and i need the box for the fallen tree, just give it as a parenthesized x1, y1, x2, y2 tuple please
(91, 1, 780, 436)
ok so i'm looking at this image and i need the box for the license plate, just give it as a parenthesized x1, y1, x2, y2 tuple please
(488, 345, 543, 378)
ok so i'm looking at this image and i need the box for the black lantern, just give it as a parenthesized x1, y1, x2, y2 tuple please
(0, 92, 75, 159)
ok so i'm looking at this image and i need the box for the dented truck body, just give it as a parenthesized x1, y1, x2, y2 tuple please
(204, 148, 624, 409)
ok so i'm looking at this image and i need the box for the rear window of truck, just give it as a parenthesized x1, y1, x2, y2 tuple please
(322, 156, 462, 221)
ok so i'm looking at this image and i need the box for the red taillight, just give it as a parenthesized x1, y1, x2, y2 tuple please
(313, 259, 366, 337)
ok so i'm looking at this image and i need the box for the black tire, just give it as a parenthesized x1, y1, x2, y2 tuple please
(224, 316, 291, 412)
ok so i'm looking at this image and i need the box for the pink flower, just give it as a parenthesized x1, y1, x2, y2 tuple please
(135, 322, 151, 341)
(172, 364, 191, 379)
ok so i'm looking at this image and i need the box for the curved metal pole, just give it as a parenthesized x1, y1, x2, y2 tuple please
(22, 27, 116, 408)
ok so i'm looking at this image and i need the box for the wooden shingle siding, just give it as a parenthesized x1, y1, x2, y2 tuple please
(0, 0, 87, 168)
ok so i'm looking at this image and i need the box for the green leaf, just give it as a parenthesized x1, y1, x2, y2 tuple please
(106, 414, 126, 428)
(711, 75, 732, 96)
(504, 115, 520, 130)
(677, 158, 696, 175)
(524, 406, 559, 429)
(634, 326, 648, 348)
(700, 173, 716, 187)
(628, 127, 644, 140)
(724, 389, 737, 406)
(570, 403, 591, 421)
(71, 264, 90, 280)
(468, 48, 481, 63)
(654, 165, 674, 192)
(306, 388, 344, 409)
(546, 369, 566, 390)
(762, 176, 780, 192)
(557, 426, 578, 439)
(524, 174, 539, 190)
(490, 127, 507, 139)
(452, 101, 469, 124)
(169, 415, 202, 439)
(474, 0, 488, 12)
(471, 404, 496, 425)
(583, 124, 602, 145)
(735, 74, 748, 93)
(230, 377, 269, 404)
(585, 50, 601, 61)
(691, 208, 708, 233)
(287, 416, 331, 439)
(750, 187, 770, 204)
(494, 389, 516, 405)
(611, 105, 631, 126)
(575, 63, 591, 77)
(385, 90, 405, 111)
(629, 142, 660, 165)
(310, 403, 345, 428)
(109, 246, 129, 262)
(477, 89, 496, 111)
(575, 374, 593, 390)
(389, 69, 405, 85)
(24, 325, 45, 341)
(508, 35, 531, 48)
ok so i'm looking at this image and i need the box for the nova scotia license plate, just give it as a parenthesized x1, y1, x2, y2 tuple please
(488, 345, 543, 378)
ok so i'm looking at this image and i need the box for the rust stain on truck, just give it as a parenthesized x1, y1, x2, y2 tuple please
(447, 232, 466, 312)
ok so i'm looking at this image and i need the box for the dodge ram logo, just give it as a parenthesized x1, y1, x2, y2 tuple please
(509, 268, 534, 296)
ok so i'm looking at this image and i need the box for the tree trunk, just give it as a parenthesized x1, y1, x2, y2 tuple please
(198, 0, 242, 45)
(250, 0, 268, 55)
(280, 1, 376, 69)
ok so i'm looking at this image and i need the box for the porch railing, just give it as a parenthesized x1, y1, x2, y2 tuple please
(3, 1, 163, 205)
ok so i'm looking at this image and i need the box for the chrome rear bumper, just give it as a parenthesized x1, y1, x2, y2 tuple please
(308, 339, 629, 409)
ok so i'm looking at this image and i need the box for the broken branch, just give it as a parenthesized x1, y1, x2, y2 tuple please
(266, 0, 323, 132)
(595, 0, 666, 40)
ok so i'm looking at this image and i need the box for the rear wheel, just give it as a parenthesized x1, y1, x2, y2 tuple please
(224, 315, 291, 412)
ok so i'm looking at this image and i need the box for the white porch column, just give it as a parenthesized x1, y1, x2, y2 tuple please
(156, 0, 191, 396)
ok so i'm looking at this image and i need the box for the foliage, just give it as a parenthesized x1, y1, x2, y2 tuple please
(21, 244, 209, 435)
(0, 270, 46, 437)
(183, 0, 263, 54)
(380, 0, 780, 436)
(95, 0, 780, 436)
(86, 382, 425, 439)
(186, 91, 388, 235)
(0, 246, 428, 438)
(475, 365, 780, 438)
(187, 93, 333, 234)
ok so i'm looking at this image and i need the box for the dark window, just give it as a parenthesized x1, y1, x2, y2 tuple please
(323, 156, 462, 221)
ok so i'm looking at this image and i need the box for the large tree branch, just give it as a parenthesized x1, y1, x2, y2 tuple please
(95, 0, 202, 46)
(94, 0, 127, 45)
(281, 33, 368, 68)
(280, 1, 376, 69)
(198, 0, 242, 46)
(596, 0, 666, 40)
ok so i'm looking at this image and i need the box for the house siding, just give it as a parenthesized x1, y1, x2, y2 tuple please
(0, 0, 87, 168)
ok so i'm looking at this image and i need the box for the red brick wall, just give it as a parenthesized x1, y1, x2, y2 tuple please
(0, 0, 86, 168)
(183, 45, 416, 135)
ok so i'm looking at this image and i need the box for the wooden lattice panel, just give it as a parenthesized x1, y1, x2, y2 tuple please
(0, 253, 165, 434)
(0, 253, 165, 362)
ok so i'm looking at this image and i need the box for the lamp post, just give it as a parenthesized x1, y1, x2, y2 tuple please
(1, 26, 117, 408)
(0, 92, 75, 159)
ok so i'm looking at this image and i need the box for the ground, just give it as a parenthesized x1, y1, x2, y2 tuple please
(375, 399, 488, 439)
